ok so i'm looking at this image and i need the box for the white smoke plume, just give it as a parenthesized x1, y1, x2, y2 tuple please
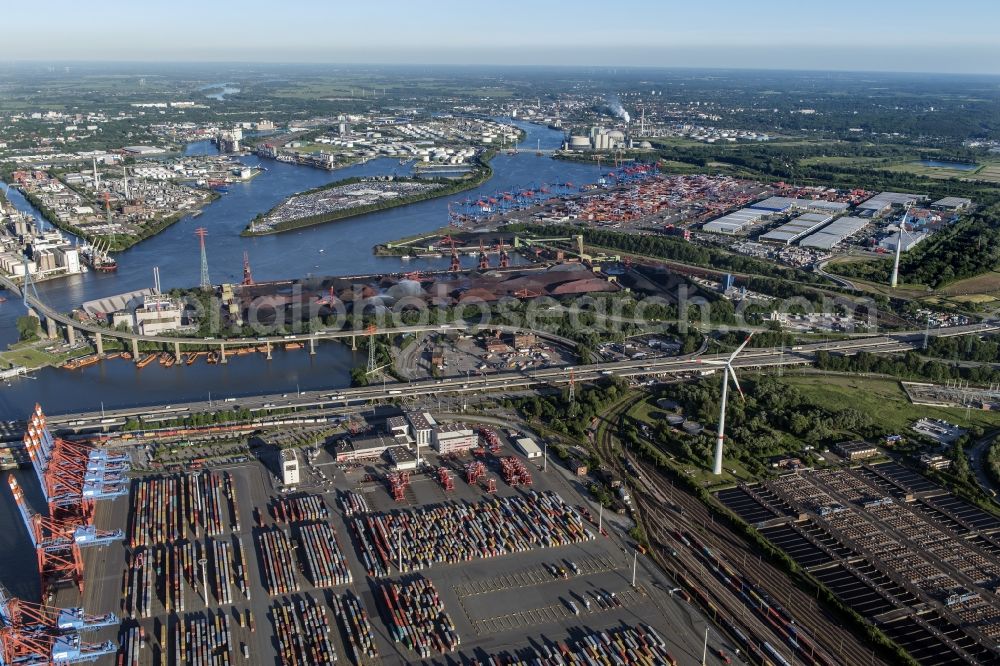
(607, 95, 630, 124)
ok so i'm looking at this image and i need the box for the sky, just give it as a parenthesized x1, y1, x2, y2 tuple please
(6, 0, 1000, 74)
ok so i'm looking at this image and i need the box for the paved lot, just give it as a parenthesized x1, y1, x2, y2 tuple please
(62, 431, 727, 665)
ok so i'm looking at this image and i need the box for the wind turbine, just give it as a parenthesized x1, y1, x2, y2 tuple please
(889, 205, 913, 289)
(704, 333, 753, 476)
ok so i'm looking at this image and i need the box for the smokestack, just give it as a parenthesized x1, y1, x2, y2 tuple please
(123, 166, 130, 201)
(92, 156, 99, 189)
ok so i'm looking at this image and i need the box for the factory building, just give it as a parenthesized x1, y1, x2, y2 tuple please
(406, 412, 435, 449)
(856, 192, 923, 216)
(703, 208, 768, 234)
(115, 294, 184, 336)
(433, 423, 477, 455)
(931, 196, 972, 212)
(281, 449, 300, 487)
(798, 217, 870, 250)
(759, 213, 833, 245)
(514, 437, 542, 459)
(878, 230, 928, 253)
(833, 441, 879, 461)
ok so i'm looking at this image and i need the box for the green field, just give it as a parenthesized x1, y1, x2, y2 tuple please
(0, 340, 79, 370)
(780, 372, 999, 432)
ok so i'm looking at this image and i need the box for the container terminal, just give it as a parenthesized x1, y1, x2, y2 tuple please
(1, 403, 732, 665)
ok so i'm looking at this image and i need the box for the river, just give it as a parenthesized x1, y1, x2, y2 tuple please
(0, 123, 607, 415)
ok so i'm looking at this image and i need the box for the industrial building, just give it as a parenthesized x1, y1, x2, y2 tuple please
(856, 191, 924, 215)
(833, 441, 879, 461)
(931, 196, 972, 212)
(878, 230, 928, 253)
(334, 433, 398, 462)
(433, 423, 477, 455)
(406, 412, 435, 449)
(281, 449, 300, 486)
(758, 212, 833, 245)
(702, 207, 768, 234)
(749, 197, 850, 214)
(798, 216, 870, 250)
(514, 437, 542, 459)
(109, 293, 185, 335)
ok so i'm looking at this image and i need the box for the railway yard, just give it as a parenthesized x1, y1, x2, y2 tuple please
(66, 420, 727, 665)
(719, 463, 1000, 665)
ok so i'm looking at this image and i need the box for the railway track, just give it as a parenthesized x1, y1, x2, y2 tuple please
(592, 394, 889, 666)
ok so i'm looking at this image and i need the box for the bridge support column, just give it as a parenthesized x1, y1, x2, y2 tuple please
(46, 317, 58, 340)
(174, 341, 181, 361)
(131, 338, 139, 362)
(95, 332, 104, 356)
(266, 342, 272, 360)
(220, 343, 227, 364)
(309, 336, 316, 355)
(351, 335, 357, 351)
(66, 325, 76, 346)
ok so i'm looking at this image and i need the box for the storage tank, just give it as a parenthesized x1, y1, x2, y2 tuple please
(568, 135, 591, 150)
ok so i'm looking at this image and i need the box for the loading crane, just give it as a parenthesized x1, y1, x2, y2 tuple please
(0, 584, 117, 666)
(8, 477, 124, 598)
(513, 234, 590, 262)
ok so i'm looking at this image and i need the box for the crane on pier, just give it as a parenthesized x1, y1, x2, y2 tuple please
(449, 237, 461, 273)
(0, 583, 117, 666)
(8, 477, 124, 597)
(242, 251, 254, 286)
(477, 240, 490, 271)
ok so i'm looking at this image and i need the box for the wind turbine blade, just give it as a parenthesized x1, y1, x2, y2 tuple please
(728, 365, 745, 401)
(729, 332, 755, 363)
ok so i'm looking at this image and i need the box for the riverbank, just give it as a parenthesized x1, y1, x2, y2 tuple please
(14, 183, 221, 252)
(242, 158, 494, 236)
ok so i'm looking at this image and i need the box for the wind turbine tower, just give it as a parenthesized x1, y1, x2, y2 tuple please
(889, 205, 912, 289)
(707, 333, 754, 475)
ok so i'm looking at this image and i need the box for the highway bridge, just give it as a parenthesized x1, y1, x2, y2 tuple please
(37, 322, 999, 432)
(0, 273, 579, 359)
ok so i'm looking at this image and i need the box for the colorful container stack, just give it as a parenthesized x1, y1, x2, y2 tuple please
(296, 522, 353, 587)
(380, 577, 459, 658)
(272, 596, 337, 665)
(332, 591, 379, 664)
(351, 491, 594, 576)
(274, 493, 329, 523)
(257, 528, 299, 595)
(336, 490, 371, 517)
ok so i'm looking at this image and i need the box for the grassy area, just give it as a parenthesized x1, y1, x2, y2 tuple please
(0, 340, 80, 370)
(624, 393, 755, 487)
(780, 372, 999, 432)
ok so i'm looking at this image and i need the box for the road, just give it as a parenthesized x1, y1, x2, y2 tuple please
(28, 322, 996, 434)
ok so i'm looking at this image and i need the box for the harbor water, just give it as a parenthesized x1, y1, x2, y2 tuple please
(0, 123, 607, 415)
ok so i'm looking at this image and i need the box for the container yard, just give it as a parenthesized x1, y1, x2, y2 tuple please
(46, 410, 730, 665)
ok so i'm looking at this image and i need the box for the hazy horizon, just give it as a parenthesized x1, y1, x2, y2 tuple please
(6, 0, 1000, 75)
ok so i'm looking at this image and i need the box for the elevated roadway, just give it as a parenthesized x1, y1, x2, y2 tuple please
(39, 322, 999, 431)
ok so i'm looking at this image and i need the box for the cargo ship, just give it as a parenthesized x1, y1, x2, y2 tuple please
(81, 239, 118, 273)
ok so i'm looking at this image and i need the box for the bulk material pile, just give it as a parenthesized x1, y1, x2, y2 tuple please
(337, 490, 371, 517)
(332, 591, 379, 664)
(257, 528, 299, 594)
(296, 522, 353, 587)
(272, 596, 337, 665)
(467, 625, 677, 665)
(380, 577, 459, 658)
(352, 490, 594, 576)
